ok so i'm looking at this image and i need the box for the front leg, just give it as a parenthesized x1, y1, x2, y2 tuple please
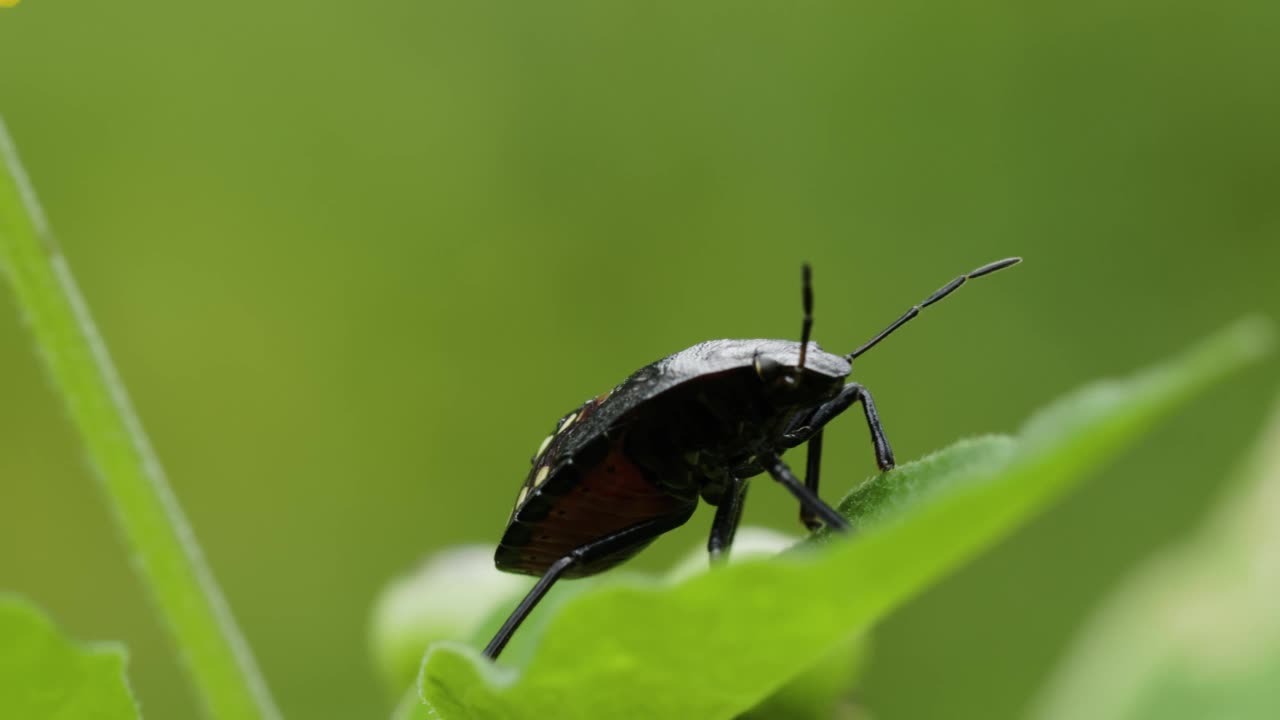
(784, 383, 895, 471)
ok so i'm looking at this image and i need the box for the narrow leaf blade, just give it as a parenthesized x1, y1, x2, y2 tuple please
(0, 117, 280, 718)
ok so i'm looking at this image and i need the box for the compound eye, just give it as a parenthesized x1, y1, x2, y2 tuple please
(754, 352, 802, 388)
(753, 353, 784, 382)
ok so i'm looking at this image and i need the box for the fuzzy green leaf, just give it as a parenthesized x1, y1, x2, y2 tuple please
(0, 596, 139, 720)
(1032, 389, 1280, 720)
(405, 318, 1271, 720)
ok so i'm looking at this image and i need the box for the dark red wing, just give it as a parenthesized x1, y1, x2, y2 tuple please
(496, 433, 695, 577)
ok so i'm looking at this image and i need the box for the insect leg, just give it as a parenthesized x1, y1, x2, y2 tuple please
(782, 385, 858, 443)
(849, 383, 894, 471)
(799, 430, 825, 532)
(483, 514, 687, 660)
(707, 476, 749, 562)
(784, 383, 895, 471)
(761, 452, 851, 532)
(483, 555, 573, 661)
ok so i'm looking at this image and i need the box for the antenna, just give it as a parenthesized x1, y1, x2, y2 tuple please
(846, 257, 1022, 361)
(797, 263, 814, 372)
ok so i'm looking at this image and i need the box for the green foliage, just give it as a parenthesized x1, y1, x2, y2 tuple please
(0, 596, 139, 720)
(399, 318, 1272, 719)
(0, 120, 279, 718)
(1033, 392, 1280, 720)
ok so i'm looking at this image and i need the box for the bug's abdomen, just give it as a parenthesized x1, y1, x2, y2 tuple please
(496, 435, 695, 578)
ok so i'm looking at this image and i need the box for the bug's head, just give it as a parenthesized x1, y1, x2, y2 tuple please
(752, 341, 849, 405)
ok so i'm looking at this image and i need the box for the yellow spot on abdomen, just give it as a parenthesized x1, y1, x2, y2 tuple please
(535, 434, 553, 458)
(533, 466, 550, 488)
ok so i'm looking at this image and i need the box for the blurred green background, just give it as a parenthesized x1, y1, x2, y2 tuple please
(2, 1, 1277, 718)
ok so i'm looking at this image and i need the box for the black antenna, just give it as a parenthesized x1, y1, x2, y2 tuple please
(797, 263, 814, 372)
(846, 257, 1022, 361)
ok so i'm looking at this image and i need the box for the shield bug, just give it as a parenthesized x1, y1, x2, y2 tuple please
(485, 257, 1022, 659)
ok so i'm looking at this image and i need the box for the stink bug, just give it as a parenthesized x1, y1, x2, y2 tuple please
(485, 257, 1022, 659)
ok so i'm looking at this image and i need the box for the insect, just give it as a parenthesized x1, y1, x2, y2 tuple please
(484, 257, 1022, 660)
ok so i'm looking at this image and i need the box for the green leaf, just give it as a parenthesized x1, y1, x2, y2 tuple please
(392, 529, 868, 719)
(1032, 388, 1280, 720)
(0, 596, 139, 720)
(0, 118, 280, 717)
(403, 318, 1272, 720)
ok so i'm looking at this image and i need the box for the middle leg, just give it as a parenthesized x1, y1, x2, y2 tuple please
(707, 475, 749, 562)
(761, 451, 851, 532)
(799, 430, 825, 531)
